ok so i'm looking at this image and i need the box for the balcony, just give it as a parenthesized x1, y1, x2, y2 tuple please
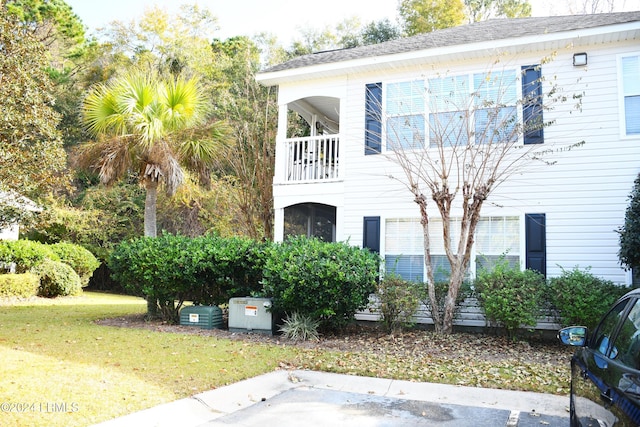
(284, 135, 340, 182)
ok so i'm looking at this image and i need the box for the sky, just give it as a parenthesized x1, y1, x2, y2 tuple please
(65, 0, 640, 45)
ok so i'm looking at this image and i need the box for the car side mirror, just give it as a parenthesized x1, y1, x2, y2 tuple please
(559, 326, 588, 347)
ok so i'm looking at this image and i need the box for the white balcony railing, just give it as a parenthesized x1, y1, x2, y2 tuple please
(284, 135, 340, 182)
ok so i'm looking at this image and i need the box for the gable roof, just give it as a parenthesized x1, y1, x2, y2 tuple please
(257, 12, 640, 84)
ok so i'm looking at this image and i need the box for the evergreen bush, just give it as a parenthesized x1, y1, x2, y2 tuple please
(32, 259, 82, 297)
(0, 240, 59, 273)
(108, 233, 264, 323)
(474, 261, 546, 337)
(261, 236, 380, 331)
(49, 242, 100, 287)
(548, 266, 629, 329)
(0, 273, 40, 298)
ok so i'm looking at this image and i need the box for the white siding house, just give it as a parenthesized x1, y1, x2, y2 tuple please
(0, 192, 40, 241)
(256, 12, 640, 297)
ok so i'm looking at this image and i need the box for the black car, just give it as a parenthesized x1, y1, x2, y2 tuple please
(559, 288, 640, 426)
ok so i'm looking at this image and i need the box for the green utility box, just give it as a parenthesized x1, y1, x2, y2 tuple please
(179, 305, 223, 330)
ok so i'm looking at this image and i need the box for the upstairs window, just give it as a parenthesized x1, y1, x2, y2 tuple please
(378, 68, 528, 152)
(385, 80, 425, 150)
(621, 54, 640, 136)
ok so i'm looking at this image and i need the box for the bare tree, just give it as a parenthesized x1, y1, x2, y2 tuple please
(368, 55, 584, 334)
(569, 0, 620, 14)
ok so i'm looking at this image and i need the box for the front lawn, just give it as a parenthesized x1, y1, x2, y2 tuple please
(0, 292, 294, 427)
(0, 292, 572, 427)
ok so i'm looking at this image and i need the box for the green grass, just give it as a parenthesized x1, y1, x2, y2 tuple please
(0, 291, 571, 427)
(0, 292, 295, 427)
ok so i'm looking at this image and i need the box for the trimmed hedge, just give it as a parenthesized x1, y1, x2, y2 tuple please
(0, 240, 59, 273)
(0, 273, 40, 298)
(32, 259, 82, 298)
(108, 233, 265, 323)
(262, 236, 380, 331)
(49, 242, 100, 287)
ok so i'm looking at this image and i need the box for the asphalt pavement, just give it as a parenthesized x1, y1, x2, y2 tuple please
(92, 370, 569, 427)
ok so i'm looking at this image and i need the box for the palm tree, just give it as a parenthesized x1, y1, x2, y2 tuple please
(81, 72, 222, 238)
(80, 72, 225, 317)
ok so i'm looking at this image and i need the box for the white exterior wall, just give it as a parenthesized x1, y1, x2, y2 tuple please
(272, 38, 640, 285)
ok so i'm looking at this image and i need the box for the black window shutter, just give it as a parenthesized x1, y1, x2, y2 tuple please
(525, 213, 546, 277)
(365, 83, 382, 155)
(363, 216, 381, 253)
(522, 65, 544, 145)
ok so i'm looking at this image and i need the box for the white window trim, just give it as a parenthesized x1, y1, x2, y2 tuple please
(617, 51, 640, 139)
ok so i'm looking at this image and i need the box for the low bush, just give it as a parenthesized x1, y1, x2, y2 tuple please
(32, 259, 82, 297)
(474, 262, 546, 337)
(376, 274, 421, 333)
(261, 236, 380, 331)
(548, 266, 629, 329)
(49, 242, 100, 287)
(0, 273, 40, 298)
(0, 240, 59, 273)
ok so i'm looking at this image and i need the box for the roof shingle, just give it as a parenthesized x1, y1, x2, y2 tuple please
(262, 12, 640, 74)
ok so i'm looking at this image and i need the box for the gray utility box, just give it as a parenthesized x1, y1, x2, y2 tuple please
(228, 297, 274, 335)
(179, 305, 223, 330)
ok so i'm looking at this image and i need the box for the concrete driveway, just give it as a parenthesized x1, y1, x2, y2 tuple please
(93, 370, 569, 427)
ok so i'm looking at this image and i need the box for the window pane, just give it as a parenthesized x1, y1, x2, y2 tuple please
(428, 75, 468, 112)
(622, 56, 640, 95)
(431, 255, 451, 282)
(475, 107, 518, 144)
(387, 81, 425, 115)
(473, 70, 517, 106)
(612, 300, 640, 369)
(592, 299, 629, 358)
(385, 255, 424, 282)
(387, 115, 425, 150)
(385, 219, 422, 253)
(429, 111, 469, 146)
(475, 217, 519, 255)
(625, 95, 640, 135)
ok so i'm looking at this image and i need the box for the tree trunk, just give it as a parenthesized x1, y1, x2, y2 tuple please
(144, 179, 158, 238)
(144, 179, 159, 318)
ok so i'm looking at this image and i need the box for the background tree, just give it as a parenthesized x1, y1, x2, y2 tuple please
(398, 0, 465, 36)
(465, 0, 532, 22)
(374, 59, 584, 334)
(568, 0, 618, 14)
(212, 37, 278, 240)
(0, 6, 67, 227)
(6, 0, 91, 147)
(618, 174, 640, 281)
(80, 72, 221, 238)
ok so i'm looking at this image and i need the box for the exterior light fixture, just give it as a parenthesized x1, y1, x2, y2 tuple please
(573, 52, 588, 66)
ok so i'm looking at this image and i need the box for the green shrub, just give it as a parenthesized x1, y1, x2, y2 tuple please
(192, 235, 265, 306)
(108, 233, 265, 323)
(376, 274, 421, 333)
(32, 259, 82, 298)
(474, 262, 546, 337)
(548, 267, 629, 329)
(49, 242, 100, 287)
(0, 240, 59, 273)
(261, 236, 380, 331)
(0, 273, 40, 298)
(279, 312, 320, 341)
